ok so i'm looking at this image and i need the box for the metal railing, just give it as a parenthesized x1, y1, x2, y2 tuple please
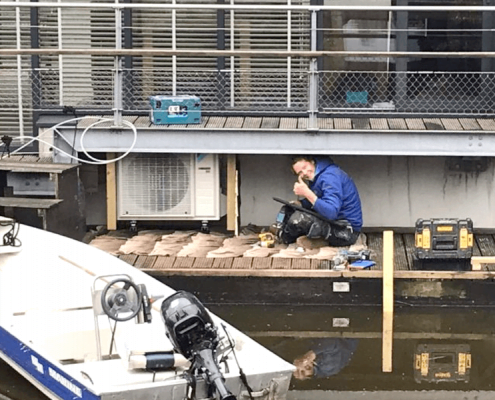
(2, 2, 495, 136)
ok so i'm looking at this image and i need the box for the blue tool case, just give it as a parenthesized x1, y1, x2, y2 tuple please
(149, 95, 201, 125)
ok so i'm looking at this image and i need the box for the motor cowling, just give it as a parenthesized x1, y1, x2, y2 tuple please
(161, 291, 236, 400)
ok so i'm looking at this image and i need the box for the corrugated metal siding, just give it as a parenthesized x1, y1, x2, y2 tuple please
(0, 3, 33, 137)
(0, 0, 313, 136)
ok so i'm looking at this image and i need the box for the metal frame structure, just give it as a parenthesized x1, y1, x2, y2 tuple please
(2, 1, 495, 156)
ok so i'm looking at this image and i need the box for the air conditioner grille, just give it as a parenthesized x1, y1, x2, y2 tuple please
(119, 154, 192, 216)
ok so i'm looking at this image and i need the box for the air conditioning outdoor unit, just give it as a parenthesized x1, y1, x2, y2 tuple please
(117, 153, 220, 221)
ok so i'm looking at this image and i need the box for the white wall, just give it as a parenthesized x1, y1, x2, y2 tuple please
(238, 155, 495, 229)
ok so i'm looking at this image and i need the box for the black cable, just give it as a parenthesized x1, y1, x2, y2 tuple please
(108, 319, 118, 357)
(221, 323, 254, 400)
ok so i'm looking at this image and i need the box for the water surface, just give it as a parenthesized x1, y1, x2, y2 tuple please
(3, 304, 495, 399)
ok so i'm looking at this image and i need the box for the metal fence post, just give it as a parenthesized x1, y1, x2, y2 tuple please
(308, 9, 318, 130)
(16, 0, 25, 137)
(114, 4, 123, 128)
(395, 0, 408, 110)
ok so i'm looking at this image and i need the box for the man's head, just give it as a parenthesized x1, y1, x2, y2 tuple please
(291, 156, 316, 182)
(293, 350, 316, 380)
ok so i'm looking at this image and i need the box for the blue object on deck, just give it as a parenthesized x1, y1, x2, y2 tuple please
(346, 91, 368, 104)
(349, 260, 375, 269)
(149, 95, 201, 125)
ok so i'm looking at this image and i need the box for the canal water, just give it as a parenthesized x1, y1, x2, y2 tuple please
(2, 304, 495, 399)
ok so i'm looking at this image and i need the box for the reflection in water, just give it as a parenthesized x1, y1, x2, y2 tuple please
(293, 338, 358, 380)
(3, 305, 495, 399)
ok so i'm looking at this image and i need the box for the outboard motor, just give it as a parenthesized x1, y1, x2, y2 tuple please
(161, 291, 236, 400)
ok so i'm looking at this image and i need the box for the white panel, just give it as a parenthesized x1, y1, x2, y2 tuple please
(118, 153, 220, 220)
(194, 154, 218, 218)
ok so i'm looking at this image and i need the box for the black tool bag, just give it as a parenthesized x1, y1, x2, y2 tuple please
(273, 198, 353, 245)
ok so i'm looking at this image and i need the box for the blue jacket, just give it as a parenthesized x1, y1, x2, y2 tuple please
(300, 157, 363, 231)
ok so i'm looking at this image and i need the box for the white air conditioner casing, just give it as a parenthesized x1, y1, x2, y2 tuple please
(117, 153, 220, 220)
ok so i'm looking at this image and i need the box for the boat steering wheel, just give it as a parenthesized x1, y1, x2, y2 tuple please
(101, 278, 142, 322)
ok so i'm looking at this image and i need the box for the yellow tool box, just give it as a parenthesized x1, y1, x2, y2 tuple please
(413, 218, 474, 271)
(414, 343, 471, 383)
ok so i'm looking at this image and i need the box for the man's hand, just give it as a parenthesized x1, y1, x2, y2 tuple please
(293, 175, 317, 205)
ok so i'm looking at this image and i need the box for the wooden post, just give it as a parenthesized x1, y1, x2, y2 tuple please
(382, 230, 394, 372)
(226, 154, 237, 232)
(471, 256, 495, 271)
(106, 153, 117, 230)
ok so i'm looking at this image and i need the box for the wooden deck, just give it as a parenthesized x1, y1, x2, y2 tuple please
(117, 232, 495, 279)
(80, 115, 495, 132)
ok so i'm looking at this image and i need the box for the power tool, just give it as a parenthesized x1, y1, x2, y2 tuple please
(258, 232, 275, 248)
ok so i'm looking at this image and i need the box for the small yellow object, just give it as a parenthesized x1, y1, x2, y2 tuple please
(259, 232, 275, 248)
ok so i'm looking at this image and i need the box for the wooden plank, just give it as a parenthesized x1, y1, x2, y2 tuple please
(0, 161, 76, 173)
(405, 118, 426, 130)
(206, 116, 226, 129)
(423, 118, 444, 130)
(192, 257, 215, 269)
(458, 118, 481, 130)
(279, 117, 298, 130)
(146, 267, 495, 279)
(477, 118, 495, 131)
(370, 118, 389, 130)
(297, 118, 308, 129)
(0, 198, 62, 209)
(134, 116, 152, 128)
(367, 232, 383, 270)
(123, 115, 139, 125)
(476, 234, 495, 270)
(382, 230, 394, 373)
(232, 258, 253, 269)
(393, 233, 409, 271)
(118, 254, 138, 266)
(403, 233, 416, 270)
(311, 259, 332, 270)
(291, 258, 312, 270)
(194, 116, 210, 128)
(271, 258, 290, 269)
(387, 118, 407, 130)
(172, 257, 195, 269)
(469, 233, 481, 257)
(440, 118, 463, 131)
(226, 155, 237, 232)
(224, 117, 244, 129)
(242, 117, 262, 129)
(471, 256, 495, 271)
(317, 118, 334, 129)
(135, 256, 157, 269)
(212, 258, 234, 269)
(476, 234, 495, 257)
(261, 117, 279, 129)
(334, 118, 352, 130)
(134, 255, 155, 269)
(251, 258, 272, 269)
(152, 256, 176, 270)
(106, 153, 117, 231)
(352, 118, 370, 130)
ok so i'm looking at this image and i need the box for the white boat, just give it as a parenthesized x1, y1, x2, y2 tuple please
(0, 218, 295, 400)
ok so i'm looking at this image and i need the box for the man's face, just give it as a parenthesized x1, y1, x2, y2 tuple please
(293, 357, 315, 380)
(292, 160, 315, 182)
